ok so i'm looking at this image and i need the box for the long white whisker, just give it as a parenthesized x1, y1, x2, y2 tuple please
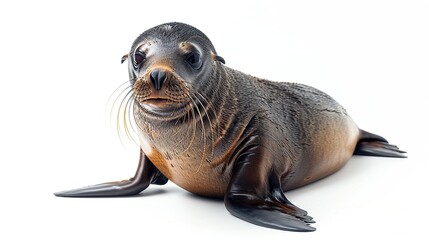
(189, 93, 207, 173)
(195, 91, 220, 141)
(116, 88, 135, 146)
(194, 92, 215, 160)
(110, 85, 132, 130)
(178, 96, 197, 156)
(105, 81, 131, 114)
(124, 92, 138, 145)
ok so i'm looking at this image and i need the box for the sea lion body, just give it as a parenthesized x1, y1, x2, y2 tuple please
(137, 65, 359, 197)
(55, 22, 406, 232)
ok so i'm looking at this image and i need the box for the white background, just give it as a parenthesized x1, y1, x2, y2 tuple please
(1, 0, 428, 239)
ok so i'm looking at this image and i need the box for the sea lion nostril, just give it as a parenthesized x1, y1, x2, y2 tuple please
(150, 69, 167, 90)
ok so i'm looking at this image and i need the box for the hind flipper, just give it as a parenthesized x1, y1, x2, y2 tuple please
(354, 141, 406, 158)
(225, 143, 315, 232)
(354, 130, 407, 158)
(54, 149, 168, 197)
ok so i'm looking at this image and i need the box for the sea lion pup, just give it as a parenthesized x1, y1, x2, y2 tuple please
(55, 22, 406, 232)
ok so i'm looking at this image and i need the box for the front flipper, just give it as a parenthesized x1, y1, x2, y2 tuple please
(54, 149, 167, 197)
(224, 144, 315, 232)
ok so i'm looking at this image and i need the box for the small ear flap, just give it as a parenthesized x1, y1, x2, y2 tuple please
(121, 54, 129, 64)
(215, 55, 225, 64)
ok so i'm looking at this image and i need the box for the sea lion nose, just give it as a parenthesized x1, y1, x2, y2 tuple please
(149, 69, 167, 91)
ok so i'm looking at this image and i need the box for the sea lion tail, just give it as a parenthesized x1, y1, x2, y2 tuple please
(353, 130, 407, 158)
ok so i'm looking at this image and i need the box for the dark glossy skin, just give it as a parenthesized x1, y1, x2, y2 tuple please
(55, 22, 406, 232)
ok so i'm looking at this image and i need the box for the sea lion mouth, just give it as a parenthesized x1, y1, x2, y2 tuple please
(143, 97, 178, 106)
(137, 97, 189, 117)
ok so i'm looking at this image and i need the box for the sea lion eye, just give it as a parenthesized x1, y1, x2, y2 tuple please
(186, 52, 202, 69)
(133, 52, 146, 68)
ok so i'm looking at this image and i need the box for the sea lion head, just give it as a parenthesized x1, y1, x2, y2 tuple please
(122, 22, 225, 119)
